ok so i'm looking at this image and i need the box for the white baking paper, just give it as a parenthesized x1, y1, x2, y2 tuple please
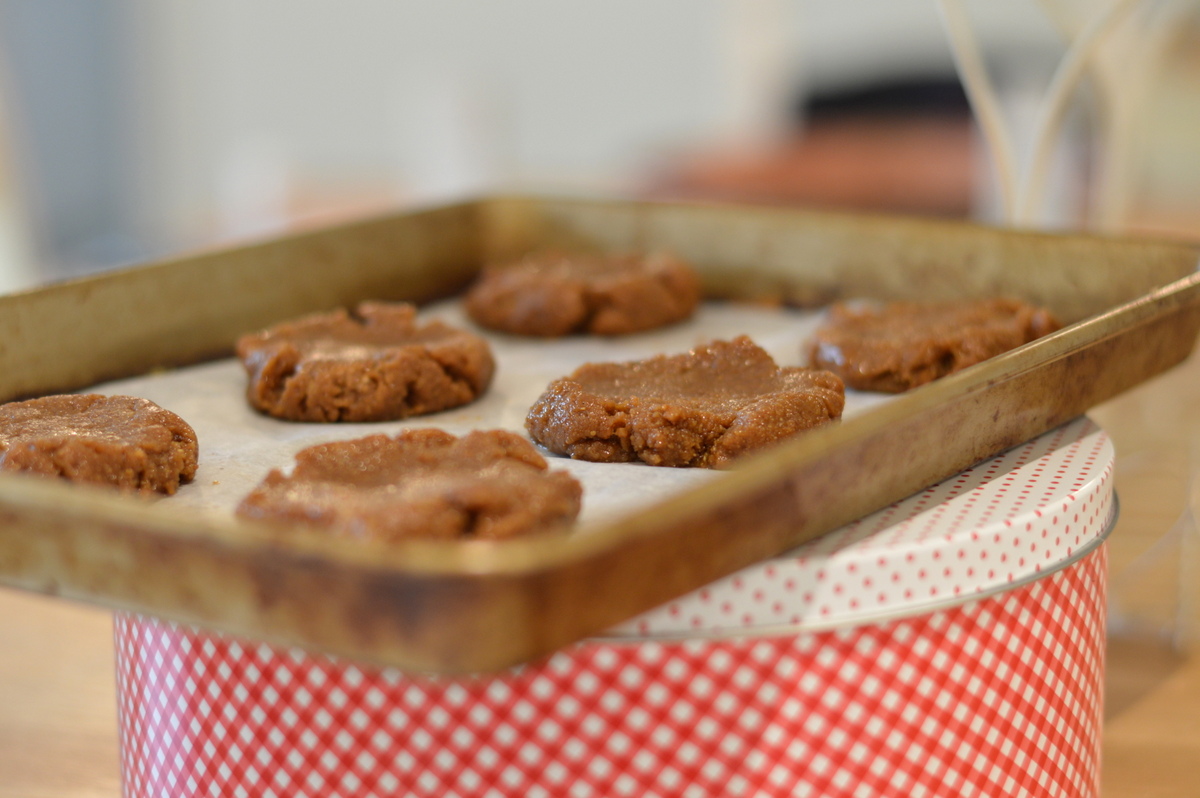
(90, 300, 892, 528)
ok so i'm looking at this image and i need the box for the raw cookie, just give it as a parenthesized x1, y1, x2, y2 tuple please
(464, 250, 702, 336)
(526, 336, 845, 468)
(236, 301, 494, 422)
(809, 298, 1061, 393)
(236, 429, 582, 540)
(0, 394, 198, 495)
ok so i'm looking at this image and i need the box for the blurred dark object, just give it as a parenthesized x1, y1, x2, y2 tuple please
(649, 76, 976, 218)
(800, 76, 969, 120)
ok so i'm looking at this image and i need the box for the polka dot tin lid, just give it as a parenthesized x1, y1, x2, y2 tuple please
(611, 415, 1115, 638)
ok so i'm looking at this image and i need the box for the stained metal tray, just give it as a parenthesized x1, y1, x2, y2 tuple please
(1, 195, 1198, 673)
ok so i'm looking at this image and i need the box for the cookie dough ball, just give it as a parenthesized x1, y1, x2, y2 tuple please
(237, 429, 582, 540)
(236, 301, 495, 422)
(0, 394, 198, 495)
(526, 336, 844, 468)
(810, 298, 1061, 393)
(464, 251, 702, 336)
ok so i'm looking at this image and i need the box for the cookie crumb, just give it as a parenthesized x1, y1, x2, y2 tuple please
(0, 394, 198, 495)
(237, 429, 582, 540)
(236, 302, 495, 422)
(810, 298, 1061, 392)
(527, 336, 844, 468)
(465, 251, 701, 336)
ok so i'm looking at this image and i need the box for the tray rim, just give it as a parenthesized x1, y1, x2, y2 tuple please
(1, 193, 1198, 672)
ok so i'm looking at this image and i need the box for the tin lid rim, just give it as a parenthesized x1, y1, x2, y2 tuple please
(592, 494, 1117, 645)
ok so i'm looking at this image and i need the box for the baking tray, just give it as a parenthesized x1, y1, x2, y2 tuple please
(1, 195, 1198, 673)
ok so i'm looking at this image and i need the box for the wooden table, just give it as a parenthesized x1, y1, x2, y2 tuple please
(1090, 345, 1200, 798)
(0, 590, 119, 798)
(3, 350, 1200, 798)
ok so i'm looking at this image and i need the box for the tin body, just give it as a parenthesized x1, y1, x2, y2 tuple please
(115, 416, 1113, 798)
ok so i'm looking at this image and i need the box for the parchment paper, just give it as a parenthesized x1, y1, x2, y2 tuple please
(91, 300, 892, 528)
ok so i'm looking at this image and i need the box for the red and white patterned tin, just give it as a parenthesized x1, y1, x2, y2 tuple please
(114, 416, 1114, 798)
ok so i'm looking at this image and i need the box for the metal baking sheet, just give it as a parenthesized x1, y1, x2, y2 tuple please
(0, 195, 1198, 673)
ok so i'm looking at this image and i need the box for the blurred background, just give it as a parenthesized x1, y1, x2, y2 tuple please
(1, 0, 1198, 294)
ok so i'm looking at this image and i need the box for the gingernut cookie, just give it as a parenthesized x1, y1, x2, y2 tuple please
(464, 251, 702, 336)
(0, 394, 198, 494)
(236, 302, 494, 422)
(809, 298, 1061, 393)
(526, 336, 845, 468)
(236, 429, 582, 540)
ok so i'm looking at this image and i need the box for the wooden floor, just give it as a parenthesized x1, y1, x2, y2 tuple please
(4, 348, 1200, 798)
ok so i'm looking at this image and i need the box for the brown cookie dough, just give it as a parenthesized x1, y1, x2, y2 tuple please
(0, 394, 198, 494)
(809, 298, 1061, 393)
(236, 302, 495, 422)
(464, 250, 702, 336)
(526, 336, 845, 468)
(236, 429, 582, 540)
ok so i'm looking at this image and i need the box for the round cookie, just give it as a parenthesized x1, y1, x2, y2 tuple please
(236, 429, 583, 540)
(526, 336, 845, 469)
(0, 394, 199, 495)
(236, 301, 495, 422)
(809, 298, 1061, 393)
(464, 251, 702, 336)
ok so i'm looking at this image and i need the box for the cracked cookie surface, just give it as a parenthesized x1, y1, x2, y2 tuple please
(809, 298, 1061, 393)
(526, 336, 845, 468)
(0, 394, 198, 494)
(236, 302, 494, 422)
(465, 250, 702, 336)
(237, 429, 582, 540)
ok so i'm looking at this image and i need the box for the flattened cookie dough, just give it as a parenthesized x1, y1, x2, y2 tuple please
(810, 298, 1061, 393)
(237, 429, 583, 540)
(526, 336, 845, 468)
(465, 251, 702, 336)
(237, 301, 494, 422)
(0, 394, 198, 494)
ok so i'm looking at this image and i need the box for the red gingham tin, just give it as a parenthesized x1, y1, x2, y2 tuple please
(114, 416, 1113, 798)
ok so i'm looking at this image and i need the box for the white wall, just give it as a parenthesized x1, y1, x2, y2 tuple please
(122, 1, 1072, 242)
(797, 1, 1060, 91)
(127, 0, 765, 241)
(0, 89, 36, 292)
(4, 0, 1075, 272)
